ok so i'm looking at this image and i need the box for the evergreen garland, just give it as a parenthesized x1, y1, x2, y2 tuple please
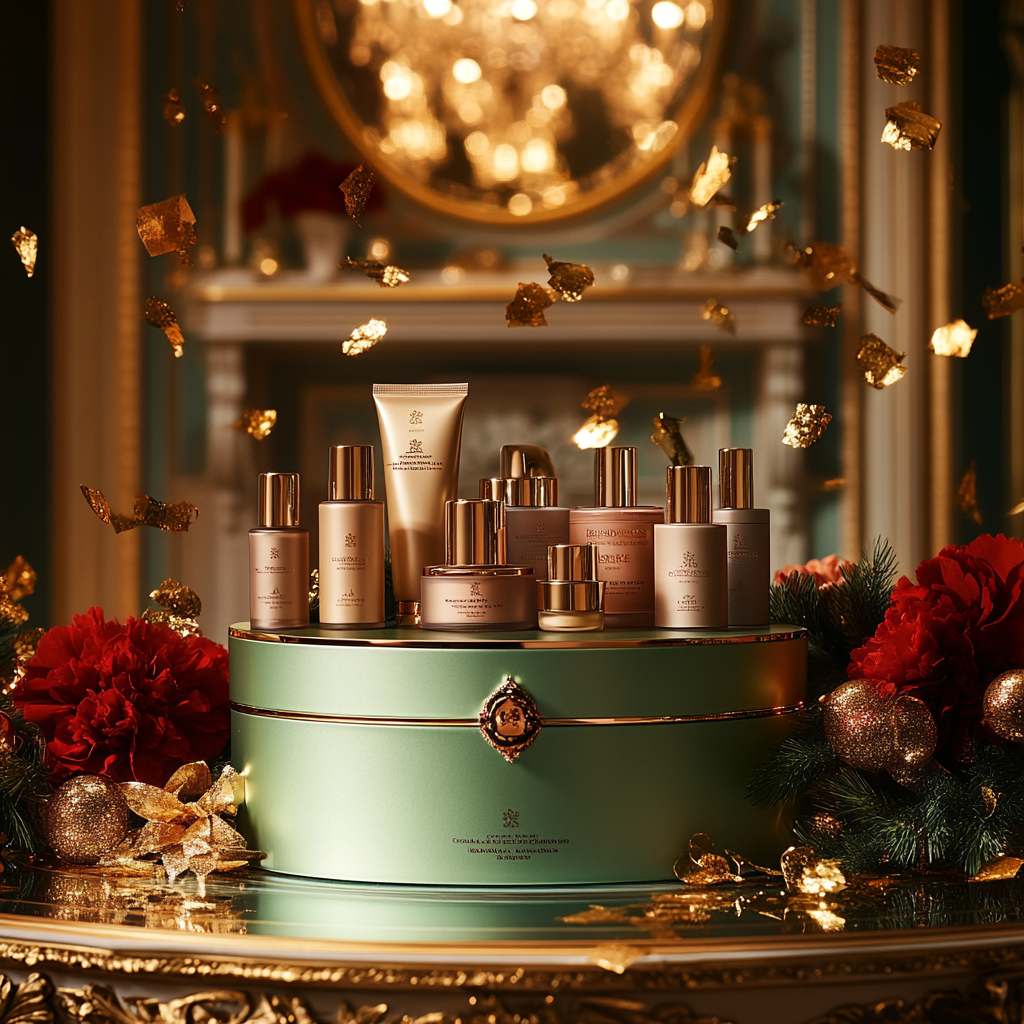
(748, 539, 1024, 877)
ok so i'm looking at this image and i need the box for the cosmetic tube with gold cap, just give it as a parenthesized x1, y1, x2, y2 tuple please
(568, 446, 664, 628)
(420, 499, 536, 631)
(712, 448, 770, 626)
(319, 445, 385, 628)
(654, 466, 728, 629)
(249, 472, 310, 630)
(537, 544, 605, 631)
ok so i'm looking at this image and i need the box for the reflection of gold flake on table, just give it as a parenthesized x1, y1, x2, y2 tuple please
(506, 282, 556, 327)
(857, 333, 906, 388)
(234, 408, 277, 440)
(745, 200, 783, 233)
(144, 296, 185, 357)
(957, 461, 982, 524)
(340, 163, 376, 226)
(544, 254, 594, 302)
(882, 100, 942, 151)
(874, 44, 921, 86)
(342, 317, 388, 355)
(11, 227, 37, 277)
(690, 145, 736, 207)
(589, 943, 646, 974)
(700, 298, 734, 334)
(982, 280, 1024, 319)
(929, 319, 977, 357)
(800, 304, 841, 328)
(782, 404, 832, 448)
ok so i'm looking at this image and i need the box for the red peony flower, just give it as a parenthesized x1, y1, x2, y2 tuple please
(774, 554, 854, 588)
(12, 608, 229, 785)
(849, 534, 1024, 756)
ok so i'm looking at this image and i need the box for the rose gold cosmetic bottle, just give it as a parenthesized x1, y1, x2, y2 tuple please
(655, 466, 728, 629)
(319, 445, 385, 629)
(713, 448, 770, 626)
(569, 446, 664, 628)
(537, 544, 605, 631)
(249, 472, 310, 630)
(421, 499, 535, 631)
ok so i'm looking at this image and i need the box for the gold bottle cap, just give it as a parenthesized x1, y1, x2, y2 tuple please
(328, 445, 374, 501)
(445, 499, 506, 566)
(539, 544, 603, 612)
(478, 476, 559, 507)
(500, 444, 557, 479)
(666, 465, 712, 524)
(719, 447, 754, 509)
(595, 446, 638, 507)
(478, 478, 512, 502)
(258, 472, 300, 527)
(548, 543, 599, 581)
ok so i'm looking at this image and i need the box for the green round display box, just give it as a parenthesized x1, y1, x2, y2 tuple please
(229, 624, 807, 885)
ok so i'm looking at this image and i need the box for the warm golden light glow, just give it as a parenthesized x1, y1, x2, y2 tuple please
(652, 2, 684, 29)
(511, 0, 538, 19)
(453, 58, 482, 83)
(508, 193, 533, 216)
(422, 0, 452, 16)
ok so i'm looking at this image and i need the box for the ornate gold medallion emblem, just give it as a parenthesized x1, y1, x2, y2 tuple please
(479, 677, 542, 763)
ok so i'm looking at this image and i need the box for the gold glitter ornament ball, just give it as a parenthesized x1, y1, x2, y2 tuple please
(43, 775, 130, 864)
(983, 669, 1024, 743)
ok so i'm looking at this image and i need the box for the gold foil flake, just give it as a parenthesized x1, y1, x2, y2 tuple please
(544, 254, 594, 302)
(717, 226, 738, 251)
(745, 200, 783, 233)
(982, 281, 1024, 319)
(708, 192, 736, 210)
(342, 317, 388, 355)
(874, 45, 921, 86)
(822, 478, 847, 491)
(506, 282, 555, 327)
(340, 257, 410, 288)
(981, 785, 999, 819)
(4, 556, 36, 602)
(80, 486, 199, 534)
(234, 408, 277, 440)
(857, 333, 907, 389)
(143, 296, 185, 358)
(1010, 497, 1024, 516)
(691, 344, 723, 390)
(929, 319, 978, 357)
(782, 404, 832, 448)
(780, 846, 847, 896)
(192, 78, 226, 132)
(673, 834, 743, 886)
(80, 486, 141, 534)
(801, 304, 842, 328)
(11, 227, 37, 277)
(970, 855, 1024, 882)
(882, 100, 942, 152)
(651, 413, 694, 467)
(701, 298, 735, 334)
(140, 579, 203, 638)
(794, 241, 851, 290)
(340, 163, 376, 226)
(309, 567, 320, 610)
(689, 145, 736, 207)
(957, 461, 983, 524)
(136, 195, 197, 264)
(581, 384, 626, 419)
(163, 88, 185, 126)
(589, 944, 646, 974)
(851, 270, 900, 314)
(573, 415, 619, 449)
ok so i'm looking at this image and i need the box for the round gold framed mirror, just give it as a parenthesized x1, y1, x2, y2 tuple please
(295, 0, 732, 225)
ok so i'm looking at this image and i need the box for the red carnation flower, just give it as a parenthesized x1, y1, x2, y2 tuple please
(12, 608, 229, 785)
(849, 534, 1024, 756)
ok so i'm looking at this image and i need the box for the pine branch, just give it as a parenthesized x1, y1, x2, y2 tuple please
(747, 728, 836, 808)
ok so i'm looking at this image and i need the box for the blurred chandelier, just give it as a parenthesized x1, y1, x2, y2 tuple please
(298, 0, 725, 223)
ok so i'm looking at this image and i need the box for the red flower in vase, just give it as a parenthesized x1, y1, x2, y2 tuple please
(849, 534, 1024, 756)
(12, 608, 229, 785)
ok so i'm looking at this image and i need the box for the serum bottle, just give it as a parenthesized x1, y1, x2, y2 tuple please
(319, 445, 385, 629)
(249, 472, 310, 630)
(569, 446, 663, 628)
(654, 466, 727, 629)
(537, 544, 605, 631)
(713, 448, 770, 626)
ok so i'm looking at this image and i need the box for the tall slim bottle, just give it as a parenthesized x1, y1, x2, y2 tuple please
(713, 448, 770, 626)
(249, 472, 310, 630)
(569, 446, 663, 628)
(319, 445, 385, 629)
(655, 466, 728, 629)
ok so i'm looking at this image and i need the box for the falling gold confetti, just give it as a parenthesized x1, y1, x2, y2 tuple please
(782, 404, 832, 448)
(851, 270, 900, 314)
(143, 296, 184, 358)
(792, 242, 899, 313)
(882, 100, 942, 152)
(4, 556, 36, 603)
(1009, 497, 1024, 516)
(506, 282, 556, 327)
(581, 383, 626, 419)
(822, 478, 847, 491)
(929, 319, 977, 357)
(982, 281, 1024, 319)
(857, 333, 907, 389)
(651, 413, 694, 466)
(745, 200, 783, 233)
(691, 343, 722, 390)
(233, 408, 277, 440)
(708, 193, 736, 210)
(573, 416, 619, 449)
(81, 486, 199, 534)
(136, 195, 196, 264)
(340, 163, 375, 226)
(140, 579, 203, 638)
(192, 78, 226, 132)
(690, 145, 736, 207)
(801, 304, 842, 328)
(956, 461, 983, 524)
(340, 257, 410, 288)
(701, 298, 735, 334)
(11, 227, 37, 277)
(342, 317, 388, 355)
(544, 254, 594, 302)
(874, 44, 921, 86)
(162, 88, 185, 126)
(717, 226, 738, 251)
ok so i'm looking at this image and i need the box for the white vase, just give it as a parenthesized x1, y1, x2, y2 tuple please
(294, 210, 348, 283)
